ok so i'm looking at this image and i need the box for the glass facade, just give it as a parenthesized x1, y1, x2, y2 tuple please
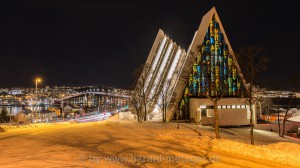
(178, 15, 245, 119)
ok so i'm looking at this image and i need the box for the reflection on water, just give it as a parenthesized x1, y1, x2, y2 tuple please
(0, 105, 49, 116)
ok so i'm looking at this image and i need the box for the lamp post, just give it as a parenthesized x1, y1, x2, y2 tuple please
(35, 78, 41, 122)
(104, 97, 107, 112)
(195, 107, 200, 132)
(61, 94, 64, 122)
(98, 100, 100, 114)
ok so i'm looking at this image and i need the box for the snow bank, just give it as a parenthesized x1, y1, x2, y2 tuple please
(0, 114, 120, 133)
(157, 125, 300, 167)
(0, 123, 64, 132)
(211, 139, 300, 167)
(0, 126, 6, 132)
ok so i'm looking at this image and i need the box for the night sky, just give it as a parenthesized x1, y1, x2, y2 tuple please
(0, 0, 298, 88)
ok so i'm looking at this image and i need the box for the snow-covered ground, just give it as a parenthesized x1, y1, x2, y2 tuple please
(1, 115, 300, 168)
(288, 108, 300, 117)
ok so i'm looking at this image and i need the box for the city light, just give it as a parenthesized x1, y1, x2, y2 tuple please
(35, 78, 42, 83)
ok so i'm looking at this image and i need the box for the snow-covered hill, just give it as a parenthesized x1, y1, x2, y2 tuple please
(1, 118, 299, 167)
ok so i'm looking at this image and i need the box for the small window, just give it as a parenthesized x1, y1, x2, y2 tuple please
(200, 105, 206, 109)
(206, 105, 214, 109)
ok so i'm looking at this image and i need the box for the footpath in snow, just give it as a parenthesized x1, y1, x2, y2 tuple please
(1, 116, 300, 167)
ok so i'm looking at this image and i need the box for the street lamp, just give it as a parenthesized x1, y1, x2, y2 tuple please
(61, 94, 65, 121)
(35, 78, 42, 122)
(98, 99, 100, 114)
(197, 108, 200, 124)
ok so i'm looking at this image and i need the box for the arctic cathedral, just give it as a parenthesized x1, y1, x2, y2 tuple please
(138, 7, 255, 126)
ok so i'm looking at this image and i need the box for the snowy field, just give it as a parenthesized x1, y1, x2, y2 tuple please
(1, 115, 300, 168)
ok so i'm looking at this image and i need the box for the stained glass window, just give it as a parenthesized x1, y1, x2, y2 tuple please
(178, 15, 245, 119)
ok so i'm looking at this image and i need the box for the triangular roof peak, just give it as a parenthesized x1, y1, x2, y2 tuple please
(201, 6, 216, 23)
(184, 6, 248, 93)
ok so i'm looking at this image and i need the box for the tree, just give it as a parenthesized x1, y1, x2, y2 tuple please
(274, 90, 283, 136)
(157, 79, 172, 122)
(180, 44, 228, 139)
(257, 93, 273, 119)
(1, 107, 8, 123)
(134, 64, 158, 121)
(129, 64, 144, 122)
(255, 88, 271, 120)
(129, 90, 143, 122)
(281, 74, 300, 137)
(176, 109, 180, 129)
(237, 46, 270, 145)
(202, 84, 227, 139)
(200, 68, 227, 139)
(194, 44, 229, 139)
(268, 81, 285, 136)
(281, 92, 294, 137)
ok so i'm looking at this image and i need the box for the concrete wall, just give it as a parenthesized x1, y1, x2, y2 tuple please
(145, 29, 165, 66)
(139, 28, 187, 122)
(189, 98, 254, 126)
(218, 108, 248, 126)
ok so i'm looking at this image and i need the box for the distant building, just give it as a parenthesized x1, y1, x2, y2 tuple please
(63, 104, 80, 118)
(26, 109, 56, 123)
(48, 106, 61, 117)
(10, 90, 23, 95)
(39, 110, 57, 122)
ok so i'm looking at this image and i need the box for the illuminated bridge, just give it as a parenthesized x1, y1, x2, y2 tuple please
(60, 88, 130, 111)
